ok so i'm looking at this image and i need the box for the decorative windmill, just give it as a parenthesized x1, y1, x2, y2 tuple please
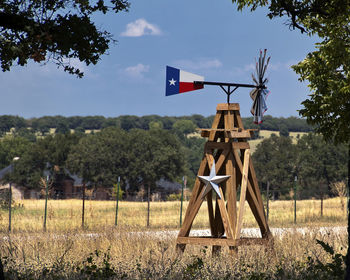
(166, 49, 270, 124)
(166, 50, 272, 255)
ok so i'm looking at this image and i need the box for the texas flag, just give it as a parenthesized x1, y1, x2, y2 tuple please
(166, 66, 204, 96)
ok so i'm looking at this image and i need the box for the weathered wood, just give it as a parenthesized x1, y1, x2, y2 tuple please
(176, 102, 271, 255)
(232, 142, 250, 150)
(178, 187, 206, 237)
(216, 103, 240, 111)
(217, 188, 234, 238)
(235, 149, 250, 239)
(225, 153, 237, 235)
(209, 112, 222, 141)
(177, 236, 269, 247)
(233, 148, 268, 231)
(226, 130, 251, 139)
(207, 191, 215, 235)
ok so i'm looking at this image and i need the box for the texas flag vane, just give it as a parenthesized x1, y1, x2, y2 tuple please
(165, 50, 271, 124)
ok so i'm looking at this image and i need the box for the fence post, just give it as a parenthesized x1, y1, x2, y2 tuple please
(82, 182, 86, 229)
(8, 182, 12, 232)
(294, 176, 297, 224)
(147, 184, 150, 227)
(266, 181, 269, 221)
(43, 175, 49, 231)
(115, 177, 120, 226)
(180, 176, 185, 227)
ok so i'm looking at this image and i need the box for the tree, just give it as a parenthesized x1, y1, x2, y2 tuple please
(0, 0, 130, 77)
(172, 119, 197, 135)
(253, 134, 297, 199)
(67, 127, 129, 188)
(296, 133, 347, 199)
(126, 129, 185, 191)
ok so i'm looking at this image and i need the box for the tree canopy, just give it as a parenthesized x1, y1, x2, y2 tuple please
(0, 0, 129, 77)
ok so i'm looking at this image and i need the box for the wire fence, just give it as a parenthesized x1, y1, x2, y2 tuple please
(0, 185, 347, 233)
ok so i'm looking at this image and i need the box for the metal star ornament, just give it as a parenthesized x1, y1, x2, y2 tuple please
(198, 161, 230, 200)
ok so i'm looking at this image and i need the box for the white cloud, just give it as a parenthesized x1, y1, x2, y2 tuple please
(174, 58, 223, 70)
(124, 63, 150, 78)
(121, 18, 162, 37)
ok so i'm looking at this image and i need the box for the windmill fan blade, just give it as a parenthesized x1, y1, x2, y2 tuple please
(250, 49, 270, 124)
(251, 89, 268, 124)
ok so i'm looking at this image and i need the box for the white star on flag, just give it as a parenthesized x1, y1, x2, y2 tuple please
(198, 161, 230, 199)
(169, 78, 176, 86)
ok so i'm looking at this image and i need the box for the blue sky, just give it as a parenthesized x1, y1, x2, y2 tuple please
(0, 0, 317, 119)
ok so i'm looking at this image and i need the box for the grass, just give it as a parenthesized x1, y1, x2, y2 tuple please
(0, 226, 347, 279)
(0, 197, 346, 233)
(0, 198, 347, 279)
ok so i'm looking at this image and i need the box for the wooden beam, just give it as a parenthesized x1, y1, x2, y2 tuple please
(235, 149, 250, 239)
(206, 191, 215, 235)
(209, 112, 222, 141)
(216, 103, 240, 111)
(225, 152, 237, 235)
(232, 149, 268, 231)
(178, 188, 206, 237)
(217, 188, 234, 239)
(177, 236, 269, 247)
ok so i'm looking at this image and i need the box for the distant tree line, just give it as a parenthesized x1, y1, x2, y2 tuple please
(0, 114, 313, 137)
(253, 133, 348, 200)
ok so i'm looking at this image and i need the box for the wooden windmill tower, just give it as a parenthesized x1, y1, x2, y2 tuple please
(165, 50, 272, 254)
(176, 103, 272, 254)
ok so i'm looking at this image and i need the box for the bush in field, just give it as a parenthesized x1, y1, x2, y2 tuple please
(167, 193, 181, 201)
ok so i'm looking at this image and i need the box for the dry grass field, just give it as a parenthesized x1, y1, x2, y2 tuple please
(0, 198, 347, 279)
(0, 197, 346, 233)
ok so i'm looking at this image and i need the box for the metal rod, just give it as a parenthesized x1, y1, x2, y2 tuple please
(115, 177, 120, 226)
(43, 175, 49, 231)
(180, 177, 184, 227)
(8, 182, 12, 232)
(82, 182, 85, 229)
(194, 81, 264, 89)
(294, 176, 297, 224)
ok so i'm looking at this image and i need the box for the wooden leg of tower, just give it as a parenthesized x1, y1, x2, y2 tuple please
(207, 191, 215, 235)
(178, 188, 206, 238)
(235, 150, 250, 239)
(181, 156, 208, 228)
(225, 153, 237, 236)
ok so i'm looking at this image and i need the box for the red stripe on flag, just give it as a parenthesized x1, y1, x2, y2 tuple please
(179, 82, 204, 93)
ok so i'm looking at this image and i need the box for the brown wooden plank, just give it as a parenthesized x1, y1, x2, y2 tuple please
(178, 187, 206, 237)
(206, 142, 230, 150)
(232, 142, 250, 150)
(213, 197, 224, 237)
(177, 236, 269, 247)
(246, 186, 269, 235)
(216, 103, 240, 111)
(235, 149, 250, 239)
(233, 109, 244, 129)
(209, 112, 221, 141)
(248, 160, 265, 211)
(206, 191, 215, 235)
(217, 188, 234, 238)
(232, 149, 268, 231)
(177, 236, 237, 246)
(226, 131, 251, 139)
(225, 153, 237, 235)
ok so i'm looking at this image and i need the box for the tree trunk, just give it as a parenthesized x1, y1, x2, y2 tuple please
(345, 142, 350, 280)
(147, 184, 150, 227)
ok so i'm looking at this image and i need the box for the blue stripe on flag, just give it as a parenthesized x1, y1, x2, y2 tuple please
(166, 66, 180, 96)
